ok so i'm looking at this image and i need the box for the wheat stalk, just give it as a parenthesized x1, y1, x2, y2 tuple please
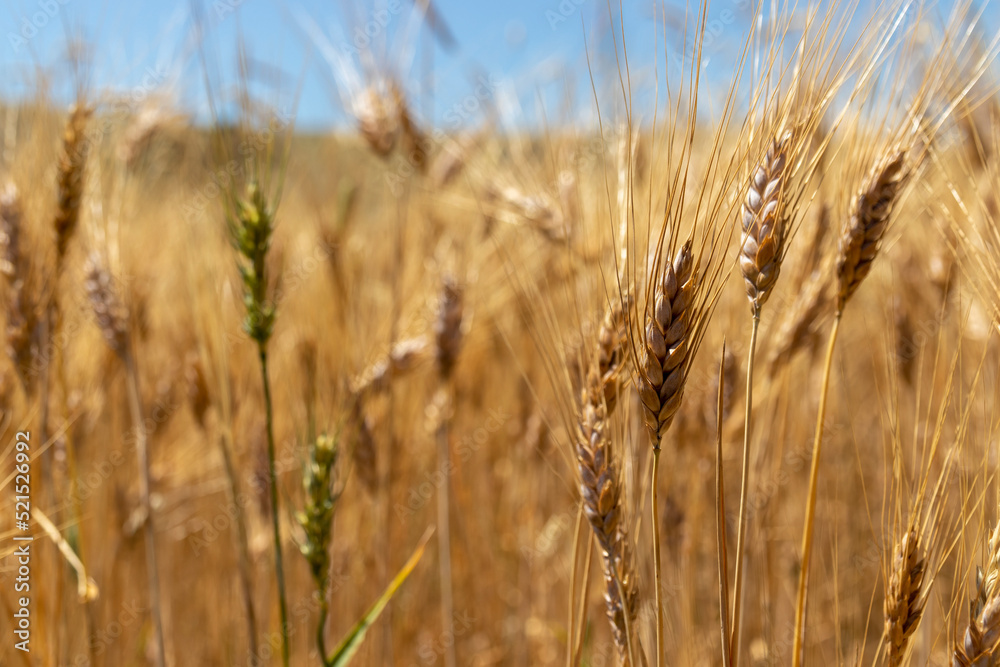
(434, 273, 464, 667)
(229, 180, 290, 667)
(84, 252, 167, 667)
(731, 130, 794, 662)
(636, 239, 697, 664)
(793, 149, 910, 666)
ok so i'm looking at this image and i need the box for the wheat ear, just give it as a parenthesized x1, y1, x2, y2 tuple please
(576, 301, 637, 665)
(637, 240, 695, 665)
(0, 183, 39, 389)
(793, 150, 909, 666)
(638, 241, 694, 442)
(230, 181, 289, 667)
(84, 255, 128, 356)
(739, 132, 793, 310)
(84, 253, 167, 667)
(732, 132, 793, 662)
(296, 433, 341, 661)
(884, 527, 927, 666)
(54, 103, 92, 264)
(953, 522, 1000, 666)
(836, 151, 907, 310)
(40, 103, 92, 508)
(356, 83, 399, 157)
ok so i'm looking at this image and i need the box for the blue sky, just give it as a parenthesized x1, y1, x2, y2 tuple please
(0, 1, 997, 131)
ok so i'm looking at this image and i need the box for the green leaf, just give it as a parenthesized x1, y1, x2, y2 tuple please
(327, 527, 433, 667)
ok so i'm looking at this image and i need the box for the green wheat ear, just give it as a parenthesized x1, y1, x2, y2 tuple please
(298, 432, 341, 591)
(230, 181, 276, 346)
(228, 175, 290, 665)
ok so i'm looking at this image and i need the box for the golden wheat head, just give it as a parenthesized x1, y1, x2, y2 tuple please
(741, 131, 794, 311)
(836, 150, 908, 312)
(638, 240, 695, 446)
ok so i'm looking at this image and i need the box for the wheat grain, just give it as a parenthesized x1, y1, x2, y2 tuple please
(0, 183, 21, 280)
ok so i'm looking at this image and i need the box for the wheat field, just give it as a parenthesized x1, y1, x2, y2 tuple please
(3, 1, 1000, 665)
